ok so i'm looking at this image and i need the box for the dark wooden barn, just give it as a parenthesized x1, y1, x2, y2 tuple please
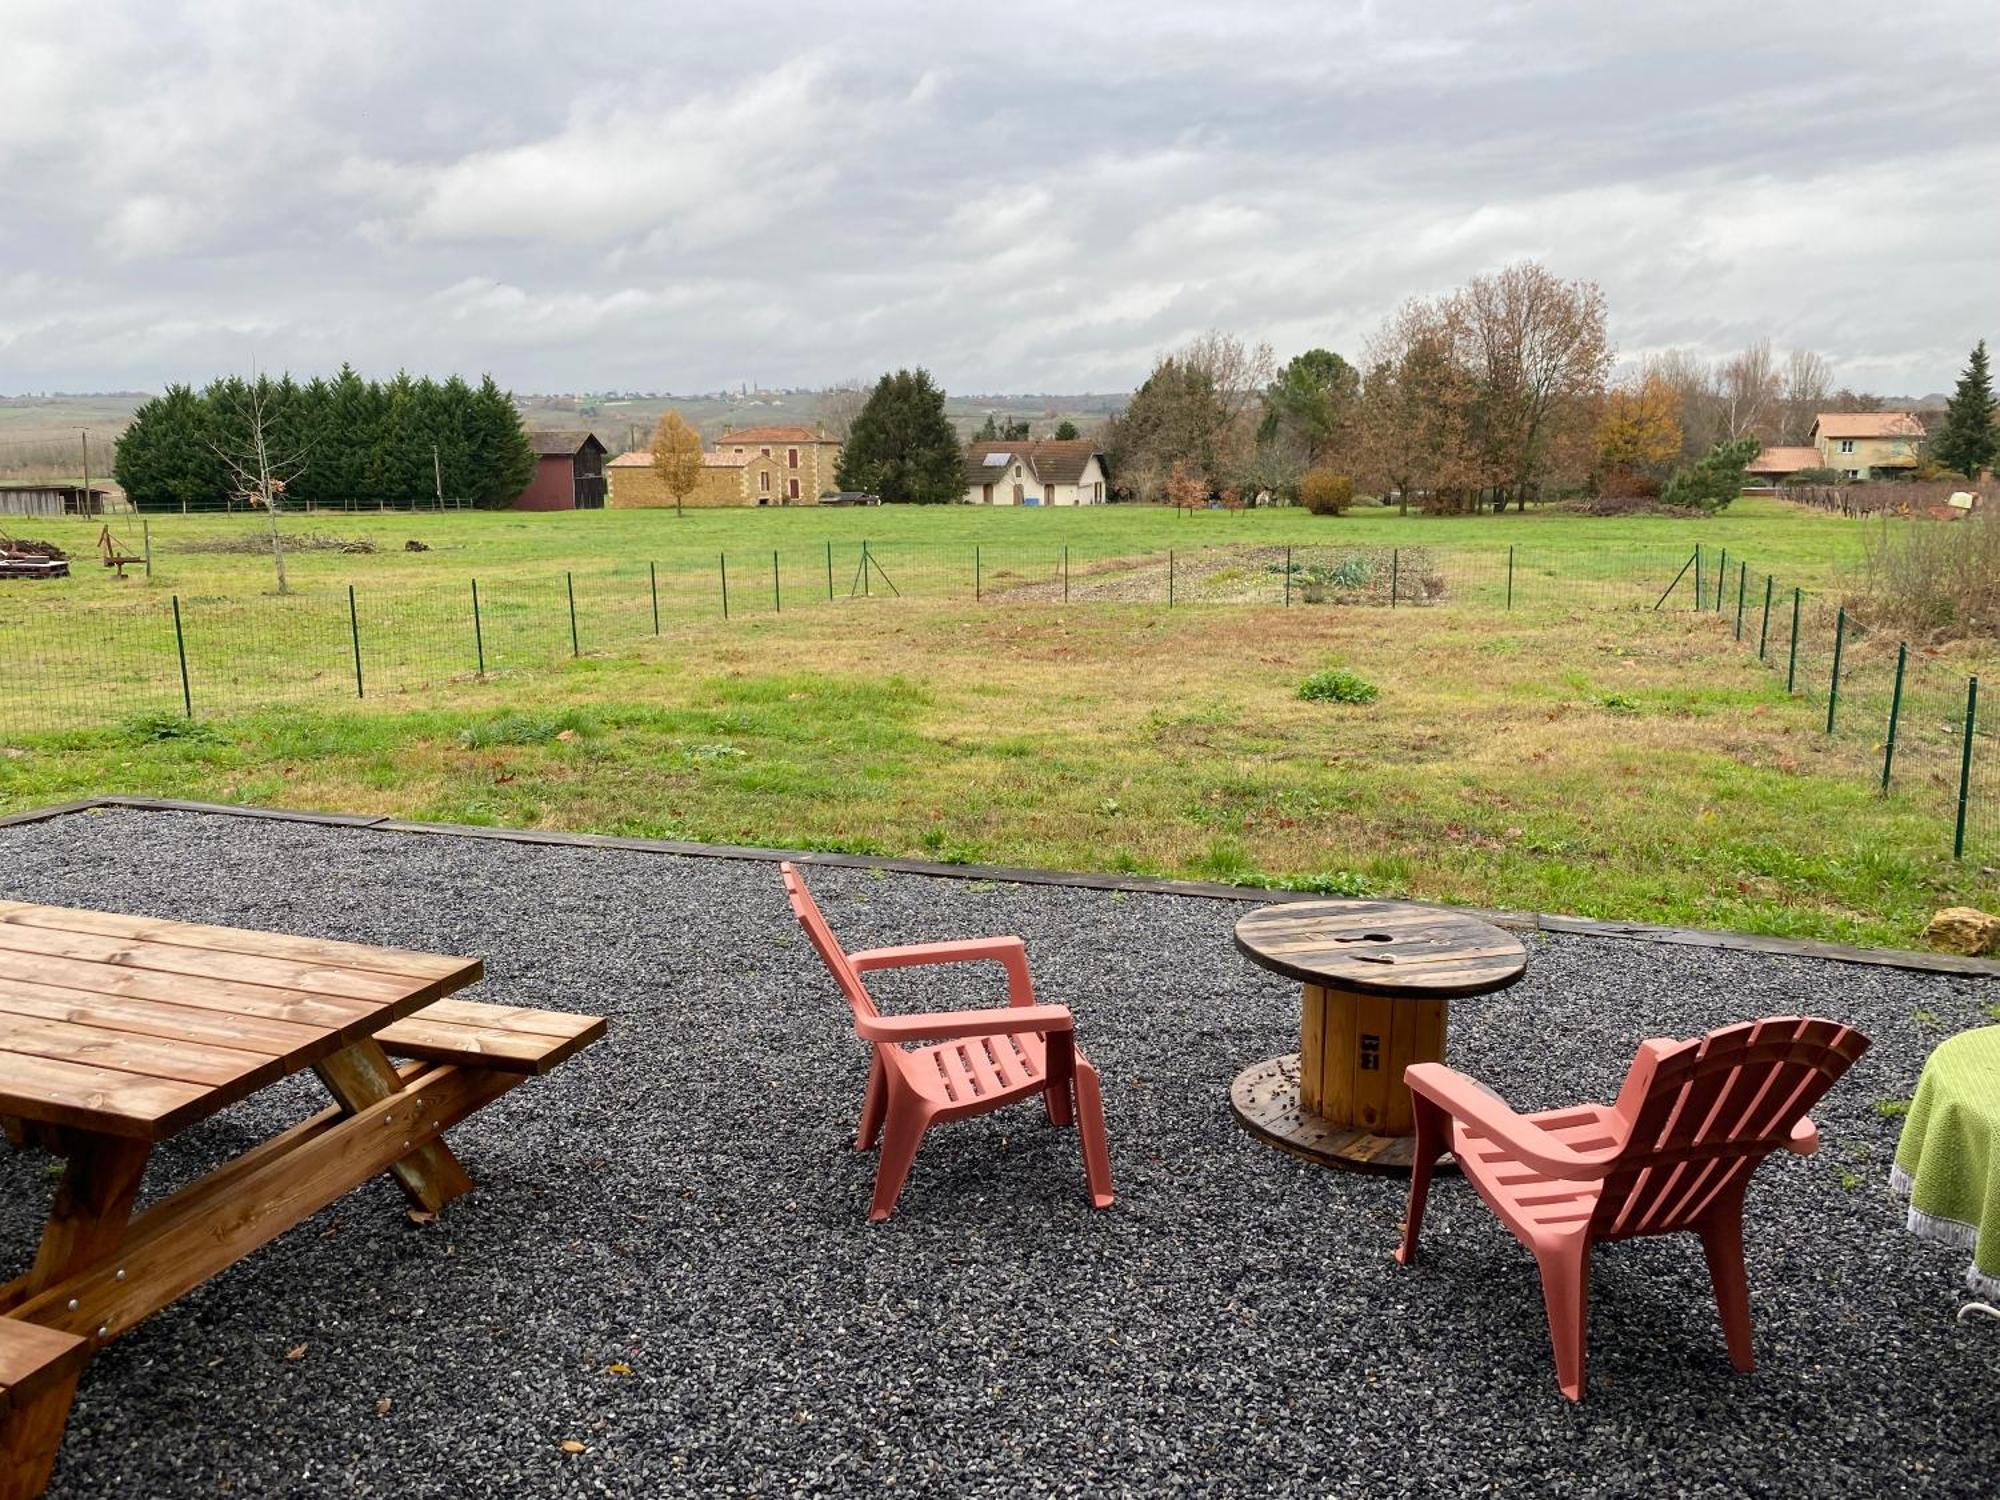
(515, 431, 608, 511)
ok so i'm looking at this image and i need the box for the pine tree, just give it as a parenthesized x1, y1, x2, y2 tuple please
(468, 376, 535, 507)
(1932, 340, 1997, 479)
(115, 384, 227, 512)
(1054, 420, 1081, 440)
(836, 368, 964, 504)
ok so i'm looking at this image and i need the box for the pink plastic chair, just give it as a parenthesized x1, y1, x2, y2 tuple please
(1395, 1015, 1869, 1400)
(780, 862, 1114, 1221)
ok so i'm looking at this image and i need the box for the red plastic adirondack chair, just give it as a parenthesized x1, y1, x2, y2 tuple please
(1395, 1016, 1869, 1400)
(780, 862, 1114, 1221)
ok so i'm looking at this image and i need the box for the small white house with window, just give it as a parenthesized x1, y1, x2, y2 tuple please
(962, 440, 1108, 505)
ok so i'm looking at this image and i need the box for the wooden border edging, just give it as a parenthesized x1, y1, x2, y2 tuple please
(4, 797, 1997, 981)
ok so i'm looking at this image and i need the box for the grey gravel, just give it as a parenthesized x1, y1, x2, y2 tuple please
(0, 807, 1994, 1498)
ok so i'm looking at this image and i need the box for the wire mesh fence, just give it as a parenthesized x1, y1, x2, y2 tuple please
(1677, 543, 1991, 865)
(2, 535, 1988, 860)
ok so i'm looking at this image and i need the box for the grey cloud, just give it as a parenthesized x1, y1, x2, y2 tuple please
(0, 0, 1994, 395)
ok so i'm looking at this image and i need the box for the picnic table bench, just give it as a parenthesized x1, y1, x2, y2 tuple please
(0, 900, 604, 1498)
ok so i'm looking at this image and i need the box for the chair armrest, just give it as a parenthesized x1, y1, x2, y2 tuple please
(1786, 1116, 1820, 1156)
(846, 936, 1036, 1006)
(1404, 1063, 1621, 1180)
(860, 1003, 1073, 1045)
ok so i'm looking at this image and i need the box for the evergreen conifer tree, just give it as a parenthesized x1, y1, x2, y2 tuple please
(835, 368, 963, 503)
(1932, 340, 1997, 478)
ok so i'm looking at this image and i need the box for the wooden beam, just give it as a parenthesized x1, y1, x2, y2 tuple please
(313, 1040, 475, 1212)
(13, 1063, 516, 1344)
(24, 1133, 150, 1299)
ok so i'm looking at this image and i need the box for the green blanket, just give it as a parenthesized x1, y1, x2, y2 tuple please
(1893, 1024, 2000, 1301)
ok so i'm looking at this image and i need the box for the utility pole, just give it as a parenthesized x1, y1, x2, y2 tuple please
(80, 430, 89, 512)
(433, 444, 444, 511)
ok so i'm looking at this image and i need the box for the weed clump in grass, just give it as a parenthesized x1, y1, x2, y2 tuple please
(1283, 870, 1375, 897)
(1298, 668, 1379, 705)
(454, 709, 592, 749)
(115, 712, 221, 744)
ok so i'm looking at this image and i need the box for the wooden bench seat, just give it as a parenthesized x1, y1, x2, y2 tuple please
(374, 998, 606, 1076)
(2, 1319, 88, 1500)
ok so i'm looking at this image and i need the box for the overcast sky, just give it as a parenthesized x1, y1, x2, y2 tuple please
(3, 0, 1996, 398)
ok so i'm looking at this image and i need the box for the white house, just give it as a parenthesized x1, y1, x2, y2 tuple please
(962, 440, 1108, 505)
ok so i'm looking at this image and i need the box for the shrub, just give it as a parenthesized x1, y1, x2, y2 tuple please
(1298, 667, 1379, 704)
(1298, 470, 1355, 516)
(1779, 467, 1843, 487)
(1860, 509, 2000, 639)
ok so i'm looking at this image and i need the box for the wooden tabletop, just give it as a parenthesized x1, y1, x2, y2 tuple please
(0, 901, 481, 1141)
(1233, 899, 1527, 999)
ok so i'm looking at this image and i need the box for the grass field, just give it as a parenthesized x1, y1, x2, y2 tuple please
(3, 498, 1994, 949)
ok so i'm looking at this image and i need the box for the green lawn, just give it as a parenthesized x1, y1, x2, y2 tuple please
(2, 498, 1992, 949)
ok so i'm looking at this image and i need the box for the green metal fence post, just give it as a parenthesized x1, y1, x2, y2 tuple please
(1694, 544, 1703, 609)
(1063, 545, 1069, 603)
(1786, 588, 1801, 693)
(1391, 548, 1400, 608)
(1506, 545, 1514, 610)
(1168, 549, 1175, 607)
(1882, 642, 1907, 792)
(1284, 546, 1292, 607)
(1715, 548, 1727, 611)
(772, 550, 781, 613)
(143, 520, 152, 579)
(826, 541, 834, 600)
(1954, 676, 1978, 859)
(1825, 607, 1846, 733)
(348, 584, 365, 698)
(862, 540, 871, 598)
(565, 571, 579, 656)
(171, 594, 192, 717)
(649, 561, 660, 634)
(1758, 575, 1773, 659)
(720, 553, 730, 618)
(975, 544, 981, 602)
(472, 578, 485, 676)
(1734, 562, 1747, 640)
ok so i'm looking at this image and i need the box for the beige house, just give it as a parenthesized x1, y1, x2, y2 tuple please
(962, 440, 1109, 505)
(1809, 413, 1925, 480)
(608, 425, 843, 508)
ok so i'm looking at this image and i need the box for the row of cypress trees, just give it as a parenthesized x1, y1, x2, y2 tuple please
(114, 367, 537, 512)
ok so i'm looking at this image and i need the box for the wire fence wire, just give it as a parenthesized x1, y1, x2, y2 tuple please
(1675, 544, 1991, 865)
(2, 535, 1988, 860)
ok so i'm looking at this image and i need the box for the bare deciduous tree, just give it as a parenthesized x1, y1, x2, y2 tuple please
(1357, 298, 1479, 514)
(1780, 348, 1834, 443)
(1717, 338, 1782, 443)
(1451, 262, 1611, 509)
(210, 380, 310, 594)
(813, 380, 870, 443)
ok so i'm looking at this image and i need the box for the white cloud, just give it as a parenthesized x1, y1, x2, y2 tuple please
(0, 0, 1996, 395)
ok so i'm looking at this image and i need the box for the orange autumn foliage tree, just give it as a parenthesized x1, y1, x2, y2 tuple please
(1594, 374, 1684, 492)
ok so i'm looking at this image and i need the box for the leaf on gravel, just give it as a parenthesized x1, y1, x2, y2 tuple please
(284, 1344, 308, 1362)
(376, 1398, 393, 1417)
(560, 1440, 588, 1454)
(407, 1209, 437, 1226)
(606, 1363, 633, 1377)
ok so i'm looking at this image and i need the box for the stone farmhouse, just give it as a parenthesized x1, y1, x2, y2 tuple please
(961, 439, 1108, 505)
(607, 425, 842, 508)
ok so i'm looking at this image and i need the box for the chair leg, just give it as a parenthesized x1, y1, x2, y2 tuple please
(1395, 1091, 1448, 1266)
(1532, 1236, 1593, 1402)
(1073, 1055, 1114, 1209)
(868, 1096, 932, 1223)
(1043, 1032, 1075, 1127)
(856, 1052, 887, 1152)
(1699, 1194, 1756, 1373)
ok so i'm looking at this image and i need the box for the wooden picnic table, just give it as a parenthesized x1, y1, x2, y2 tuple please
(0, 900, 603, 1498)
(1228, 899, 1527, 1173)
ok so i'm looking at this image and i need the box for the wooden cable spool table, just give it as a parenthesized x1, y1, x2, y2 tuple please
(1229, 899, 1527, 1173)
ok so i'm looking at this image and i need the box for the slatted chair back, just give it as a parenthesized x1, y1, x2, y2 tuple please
(780, 862, 881, 1032)
(1591, 1016, 1868, 1241)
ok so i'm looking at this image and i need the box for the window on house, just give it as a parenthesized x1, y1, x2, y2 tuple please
(1843, 469, 1861, 480)
(1014, 465, 1022, 478)
(1839, 439, 1855, 453)
(759, 471, 770, 492)
(788, 478, 799, 499)
(787, 448, 798, 468)
(760, 447, 771, 458)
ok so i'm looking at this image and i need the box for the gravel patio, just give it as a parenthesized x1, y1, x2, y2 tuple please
(1, 807, 1995, 1498)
